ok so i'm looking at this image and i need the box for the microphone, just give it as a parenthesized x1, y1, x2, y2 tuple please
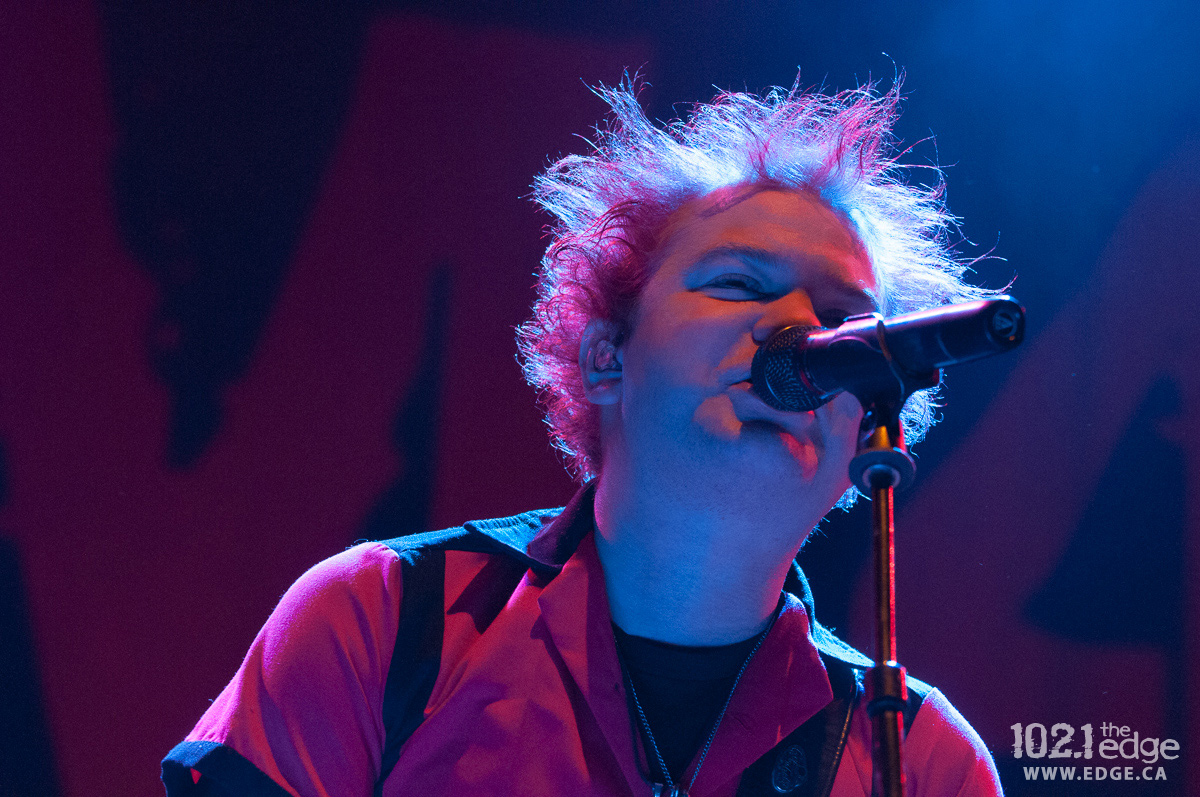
(751, 296, 1025, 412)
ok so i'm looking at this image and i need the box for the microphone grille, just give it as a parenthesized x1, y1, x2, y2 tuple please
(751, 325, 830, 412)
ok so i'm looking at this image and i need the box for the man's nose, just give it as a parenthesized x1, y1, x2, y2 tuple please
(751, 291, 819, 344)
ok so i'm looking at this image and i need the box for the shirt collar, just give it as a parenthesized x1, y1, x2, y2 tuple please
(475, 483, 837, 794)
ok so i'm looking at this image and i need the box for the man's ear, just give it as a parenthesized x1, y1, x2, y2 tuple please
(579, 319, 623, 405)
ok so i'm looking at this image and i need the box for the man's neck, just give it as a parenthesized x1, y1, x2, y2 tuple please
(591, 472, 810, 646)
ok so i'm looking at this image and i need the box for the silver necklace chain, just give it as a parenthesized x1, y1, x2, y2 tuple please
(619, 622, 772, 797)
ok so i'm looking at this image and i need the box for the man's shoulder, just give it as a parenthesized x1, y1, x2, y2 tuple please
(813, 626, 1001, 795)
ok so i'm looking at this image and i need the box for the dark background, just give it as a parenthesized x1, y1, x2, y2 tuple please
(2, 1, 1198, 795)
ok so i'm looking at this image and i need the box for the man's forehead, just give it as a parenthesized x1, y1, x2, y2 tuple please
(657, 186, 878, 297)
(693, 183, 782, 216)
(669, 186, 866, 252)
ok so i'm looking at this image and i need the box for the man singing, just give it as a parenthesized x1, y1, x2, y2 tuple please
(164, 80, 1003, 796)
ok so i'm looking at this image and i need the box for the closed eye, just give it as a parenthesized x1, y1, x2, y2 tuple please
(703, 273, 767, 299)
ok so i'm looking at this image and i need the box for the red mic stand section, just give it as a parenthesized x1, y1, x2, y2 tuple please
(850, 402, 917, 797)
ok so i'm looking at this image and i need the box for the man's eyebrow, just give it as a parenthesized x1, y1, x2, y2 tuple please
(696, 243, 780, 268)
(696, 244, 881, 311)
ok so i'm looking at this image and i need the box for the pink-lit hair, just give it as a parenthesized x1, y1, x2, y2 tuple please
(517, 79, 992, 489)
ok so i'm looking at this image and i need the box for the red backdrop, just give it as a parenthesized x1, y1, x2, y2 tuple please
(1, 2, 1195, 795)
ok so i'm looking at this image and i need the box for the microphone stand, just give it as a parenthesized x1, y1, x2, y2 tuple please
(750, 298, 1027, 796)
(849, 398, 917, 797)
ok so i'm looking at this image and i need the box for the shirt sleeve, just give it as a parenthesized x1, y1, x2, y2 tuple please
(903, 688, 1004, 796)
(162, 542, 404, 797)
(831, 686, 1003, 797)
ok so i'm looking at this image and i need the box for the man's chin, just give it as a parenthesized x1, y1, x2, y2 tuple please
(716, 419, 824, 482)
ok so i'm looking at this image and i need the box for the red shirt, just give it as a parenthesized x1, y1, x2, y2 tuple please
(168, 498, 1002, 796)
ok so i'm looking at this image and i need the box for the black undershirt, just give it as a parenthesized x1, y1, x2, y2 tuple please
(612, 624, 760, 785)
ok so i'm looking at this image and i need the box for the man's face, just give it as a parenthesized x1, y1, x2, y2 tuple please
(599, 187, 879, 514)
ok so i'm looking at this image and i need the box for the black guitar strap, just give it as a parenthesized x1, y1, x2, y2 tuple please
(375, 547, 446, 797)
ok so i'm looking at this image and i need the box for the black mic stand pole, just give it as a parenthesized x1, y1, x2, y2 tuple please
(849, 398, 917, 797)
